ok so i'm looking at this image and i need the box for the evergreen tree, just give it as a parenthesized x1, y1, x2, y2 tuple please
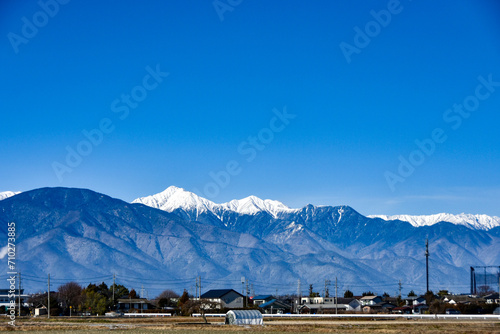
(344, 290, 354, 298)
(129, 289, 138, 299)
(177, 289, 189, 308)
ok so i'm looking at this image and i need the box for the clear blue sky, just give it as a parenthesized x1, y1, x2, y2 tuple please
(2, 0, 500, 216)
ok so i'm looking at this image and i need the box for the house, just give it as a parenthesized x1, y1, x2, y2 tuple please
(412, 303, 429, 314)
(0, 289, 30, 309)
(359, 295, 383, 306)
(363, 302, 397, 313)
(258, 299, 292, 314)
(117, 298, 152, 312)
(200, 289, 244, 309)
(405, 296, 426, 306)
(297, 297, 361, 313)
(252, 295, 274, 306)
(392, 306, 412, 314)
(442, 294, 484, 305)
(484, 293, 499, 304)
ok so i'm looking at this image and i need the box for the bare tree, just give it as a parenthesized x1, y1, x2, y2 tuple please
(182, 299, 220, 322)
(157, 289, 179, 299)
(57, 282, 82, 314)
(155, 289, 180, 308)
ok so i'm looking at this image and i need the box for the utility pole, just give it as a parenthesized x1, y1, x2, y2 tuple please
(324, 279, 331, 298)
(398, 280, 402, 298)
(195, 277, 199, 298)
(199, 276, 202, 299)
(112, 273, 116, 310)
(18, 272, 21, 317)
(241, 277, 245, 307)
(484, 267, 487, 291)
(470, 267, 476, 294)
(246, 279, 249, 308)
(335, 277, 338, 315)
(48, 274, 50, 319)
(425, 239, 429, 293)
(297, 279, 302, 314)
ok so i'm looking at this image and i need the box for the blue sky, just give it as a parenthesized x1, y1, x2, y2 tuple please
(1, 0, 500, 216)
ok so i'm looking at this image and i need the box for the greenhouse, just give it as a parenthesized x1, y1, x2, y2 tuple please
(225, 310, 263, 325)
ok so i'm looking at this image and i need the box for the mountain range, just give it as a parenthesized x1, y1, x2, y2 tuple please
(1, 187, 499, 297)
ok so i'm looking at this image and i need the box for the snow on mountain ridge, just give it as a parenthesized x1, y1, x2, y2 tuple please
(369, 213, 500, 231)
(132, 186, 297, 218)
(132, 186, 218, 217)
(133, 186, 499, 230)
(0, 191, 20, 201)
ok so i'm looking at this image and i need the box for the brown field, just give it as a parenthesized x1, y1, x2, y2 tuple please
(0, 316, 498, 333)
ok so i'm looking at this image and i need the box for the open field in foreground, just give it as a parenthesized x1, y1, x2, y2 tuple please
(0, 317, 498, 333)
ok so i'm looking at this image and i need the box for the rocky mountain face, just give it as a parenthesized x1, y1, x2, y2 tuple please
(1, 187, 498, 297)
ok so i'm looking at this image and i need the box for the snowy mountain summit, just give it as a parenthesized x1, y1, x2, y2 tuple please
(370, 213, 500, 231)
(132, 186, 297, 219)
(0, 191, 20, 201)
(134, 186, 500, 231)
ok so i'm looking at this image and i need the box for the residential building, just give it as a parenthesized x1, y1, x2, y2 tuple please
(258, 298, 291, 314)
(0, 289, 30, 309)
(359, 295, 383, 306)
(297, 296, 361, 313)
(117, 298, 151, 312)
(252, 295, 274, 306)
(405, 296, 426, 306)
(200, 289, 244, 309)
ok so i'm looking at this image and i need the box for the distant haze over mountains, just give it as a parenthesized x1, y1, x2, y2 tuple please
(1, 187, 498, 296)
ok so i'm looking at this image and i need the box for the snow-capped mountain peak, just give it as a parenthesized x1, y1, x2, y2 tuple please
(0, 191, 20, 201)
(369, 213, 500, 231)
(132, 186, 218, 215)
(222, 195, 296, 218)
(132, 187, 296, 219)
(134, 187, 500, 230)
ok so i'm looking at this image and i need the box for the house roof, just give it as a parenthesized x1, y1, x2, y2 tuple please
(360, 295, 380, 300)
(117, 298, 149, 303)
(406, 296, 425, 301)
(253, 295, 273, 301)
(484, 293, 499, 299)
(258, 299, 291, 309)
(336, 298, 357, 304)
(201, 289, 243, 299)
(373, 302, 397, 308)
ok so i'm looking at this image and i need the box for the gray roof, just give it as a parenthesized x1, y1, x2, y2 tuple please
(201, 289, 243, 299)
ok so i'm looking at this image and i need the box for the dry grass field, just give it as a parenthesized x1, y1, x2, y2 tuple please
(0, 316, 498, 333)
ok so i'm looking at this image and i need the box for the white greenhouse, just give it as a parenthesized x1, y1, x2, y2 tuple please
(225, 310, 263, 325)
